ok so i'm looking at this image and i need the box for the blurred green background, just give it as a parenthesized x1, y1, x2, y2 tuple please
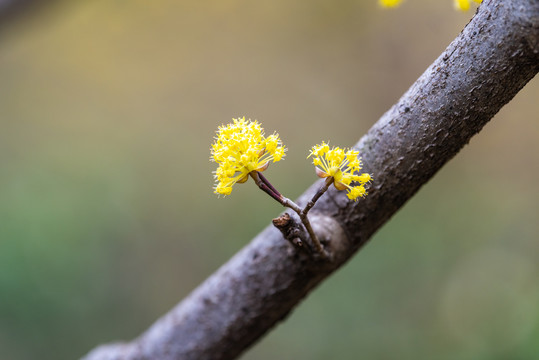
(1, 1, 538, 359)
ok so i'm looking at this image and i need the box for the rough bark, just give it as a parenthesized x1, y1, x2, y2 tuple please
(83, 0, 539, 359)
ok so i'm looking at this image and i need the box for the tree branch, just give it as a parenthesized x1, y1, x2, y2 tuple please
(83, 0, 539, 359)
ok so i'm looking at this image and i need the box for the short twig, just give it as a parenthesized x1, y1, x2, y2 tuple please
(302, 177, 333, 215)
(272, 213, 310, 251)
(258, 172, 282, 199)
(252, 171, 332, 259)
(250, 172, 283, 204)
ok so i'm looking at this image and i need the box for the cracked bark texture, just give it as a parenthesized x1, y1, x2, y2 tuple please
(83, 0, 539, 359)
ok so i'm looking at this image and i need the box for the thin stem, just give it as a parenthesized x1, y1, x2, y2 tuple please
(281, 197, 302, 214)
(300, 212, 325, 257)
(281, 197, 326, 258)
(258, 172, 282, 199)
(249, 172, 284, 205)
(302, 177, 333, 216)
(251, 171, 328, 259)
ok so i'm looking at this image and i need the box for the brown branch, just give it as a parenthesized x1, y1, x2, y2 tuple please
(82, 1, 539, 359)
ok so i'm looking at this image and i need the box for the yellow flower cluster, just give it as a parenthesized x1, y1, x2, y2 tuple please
(453, 0, 481, 11)
(379, 0, 482, 11)
(379, 0, 403, 8)
(308, 142, 372, 201)
(210, 117, 286, 196)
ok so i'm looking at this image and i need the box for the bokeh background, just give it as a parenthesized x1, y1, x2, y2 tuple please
(1, 1, 538, 359)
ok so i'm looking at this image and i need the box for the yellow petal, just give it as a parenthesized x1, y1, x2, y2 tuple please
(379, 0, 403, 8)
(454, 0, 470, 11)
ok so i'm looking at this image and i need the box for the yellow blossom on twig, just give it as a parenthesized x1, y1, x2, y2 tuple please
(308, 142, 372, 201)
(454, 0, 482, 12)
(210, 117, 286, 196)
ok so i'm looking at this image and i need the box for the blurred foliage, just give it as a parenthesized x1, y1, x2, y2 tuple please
(0, 1, 537, 359)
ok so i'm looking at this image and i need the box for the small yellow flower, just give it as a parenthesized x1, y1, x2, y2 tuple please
(454, 0, 482, 11)
(308, 142, 372, 201)
(379, 0, 404, 8)
(210, 117, 286, 196)
(379, 0, 481, 11)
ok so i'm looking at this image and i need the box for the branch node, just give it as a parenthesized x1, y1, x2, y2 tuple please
(272, 213, 312, 254)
